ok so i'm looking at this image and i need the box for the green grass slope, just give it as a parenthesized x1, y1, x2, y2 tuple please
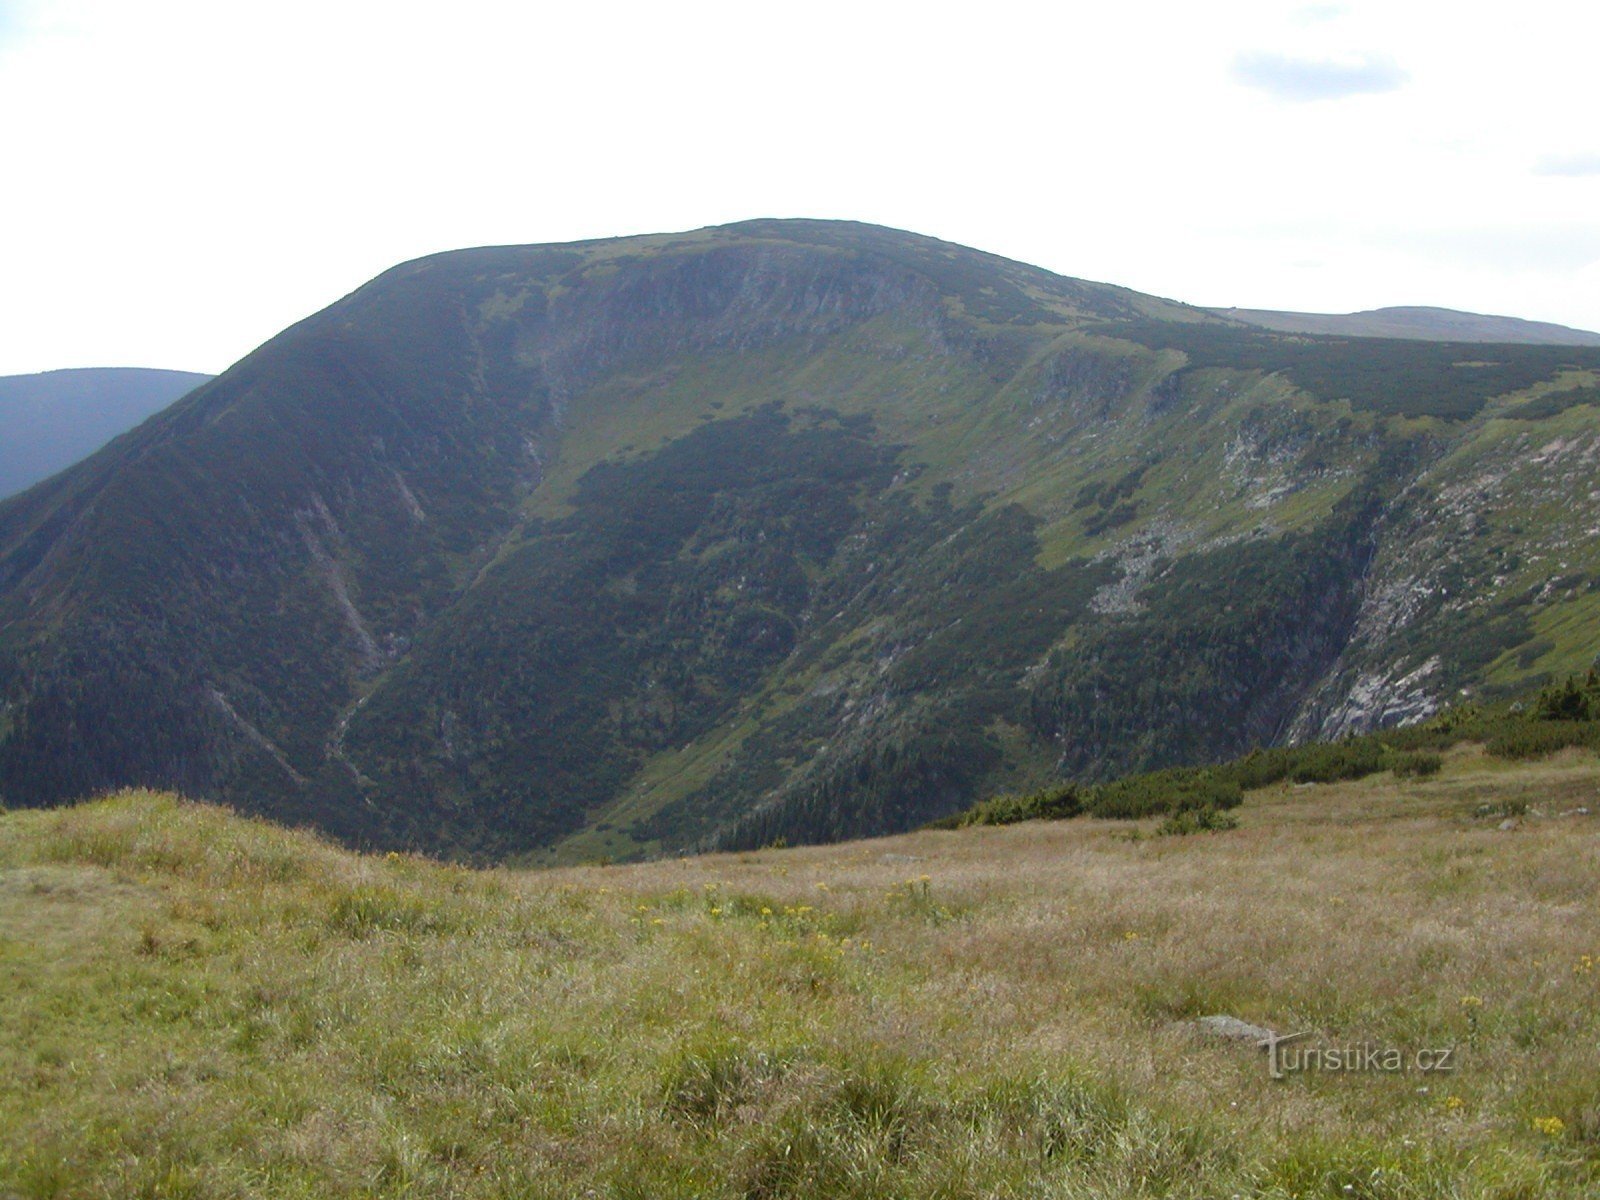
(2, 751, 1598, 1198)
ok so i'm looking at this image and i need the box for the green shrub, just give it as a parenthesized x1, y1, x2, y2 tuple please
(1088, 771, 1242, 820)
(936, 784, 1083, 829)
(1157, 805, 1240, 836)
(1281, 739, 1387, 785)
(1390, 751, 1443, 778)
(1486, 721, 1600, 761)
(1534, 675, 1600, 722)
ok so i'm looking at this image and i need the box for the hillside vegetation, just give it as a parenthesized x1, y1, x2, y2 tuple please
(941, 673, 1600, 830)
(6, 221, 1600, 859)
(2, 748, 1598, 1198)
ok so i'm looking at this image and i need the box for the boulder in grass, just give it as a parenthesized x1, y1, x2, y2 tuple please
(1194, 1015, 1277, 1045)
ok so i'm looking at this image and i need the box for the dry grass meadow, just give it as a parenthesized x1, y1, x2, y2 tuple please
(1, 745, 1597, 1198)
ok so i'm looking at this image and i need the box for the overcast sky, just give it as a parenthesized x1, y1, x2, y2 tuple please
(2, 0, 1597, 376)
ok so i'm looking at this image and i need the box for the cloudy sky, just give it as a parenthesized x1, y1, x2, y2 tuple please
(1, 0, 1597, 376)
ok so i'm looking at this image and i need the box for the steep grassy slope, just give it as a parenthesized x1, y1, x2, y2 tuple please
(4, 220, 1600, 858)
(2, 756, 1597, 1198)
(0, 367, 211, 499)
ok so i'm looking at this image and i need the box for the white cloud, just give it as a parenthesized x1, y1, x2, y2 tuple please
(1231, 51, 1408, 101)
(1534, 153, 1600, 178)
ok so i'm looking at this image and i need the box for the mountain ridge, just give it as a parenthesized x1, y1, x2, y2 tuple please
(1213, 303, 1600, 345)
(0, 367, 212, 500)
(3, 219, 1600, 860)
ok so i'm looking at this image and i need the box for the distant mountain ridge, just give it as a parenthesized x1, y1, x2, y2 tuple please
(3, 219, 1600, 862)
(1213, 304, 1600, 345)
(0, 368, 212, 499)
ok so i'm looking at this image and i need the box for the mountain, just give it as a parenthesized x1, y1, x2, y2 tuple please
(1214, 304, 1600, 346)
(3, 219, 1600, 860)
(0, 368, 212, 500)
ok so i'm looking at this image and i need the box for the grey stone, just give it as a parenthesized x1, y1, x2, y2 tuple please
(1194, 1015, 1277, 1045)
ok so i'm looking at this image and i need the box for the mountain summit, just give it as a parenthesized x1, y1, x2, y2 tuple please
(3, 220, 1599, 859)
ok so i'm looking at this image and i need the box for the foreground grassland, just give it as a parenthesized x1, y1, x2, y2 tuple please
(1, 750, 1597, 1198)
